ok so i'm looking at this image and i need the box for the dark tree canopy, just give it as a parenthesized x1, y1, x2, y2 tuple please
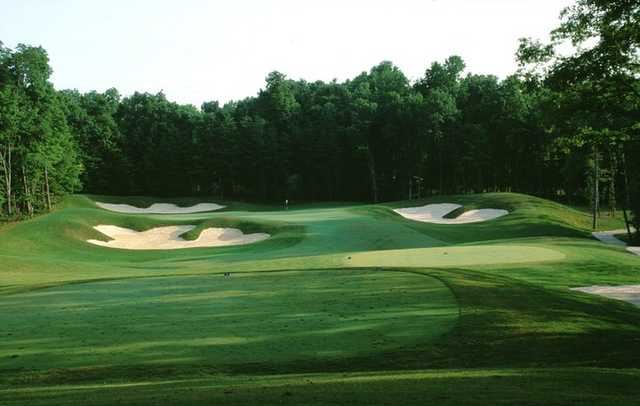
(1, 0, 638, 242)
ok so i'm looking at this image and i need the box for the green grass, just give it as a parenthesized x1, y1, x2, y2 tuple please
(0, 271, 457, 375)
(1, 192, 639, 404)
(568, 205, 629, 231)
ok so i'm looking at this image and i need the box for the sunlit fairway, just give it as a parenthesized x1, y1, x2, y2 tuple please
(1, 192, 640, 405)
(1, 271, 457, 370)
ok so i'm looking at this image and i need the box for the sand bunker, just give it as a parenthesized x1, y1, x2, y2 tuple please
(95, 202, 225, 214)
(87, 225, 269, 250)
(394, 203, 508, 224)
(572, 285, 640, 306)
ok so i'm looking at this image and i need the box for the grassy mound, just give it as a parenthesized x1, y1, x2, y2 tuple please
(0, 192, 639, 405)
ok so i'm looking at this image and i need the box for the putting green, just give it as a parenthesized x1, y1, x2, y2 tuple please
(0, 270, 458, 372)
(345, 245, 565, 268)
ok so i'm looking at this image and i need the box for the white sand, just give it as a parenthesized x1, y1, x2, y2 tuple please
(95, 202, 225, 214)
(87, 225, 269, 250)
(394, 203, 508, 224)
(572, 285, 640, 306)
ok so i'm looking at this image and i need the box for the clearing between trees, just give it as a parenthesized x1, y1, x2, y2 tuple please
(1, 192, 639, 405)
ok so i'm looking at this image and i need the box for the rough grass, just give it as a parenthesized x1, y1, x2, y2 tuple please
(0, 192, 639, 405)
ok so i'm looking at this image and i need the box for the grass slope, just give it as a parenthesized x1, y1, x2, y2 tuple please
(0, 192, 639, 405)
(1, 271, 457, 374)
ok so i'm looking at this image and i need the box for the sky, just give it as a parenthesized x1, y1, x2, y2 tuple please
(0, 0, 574, 107)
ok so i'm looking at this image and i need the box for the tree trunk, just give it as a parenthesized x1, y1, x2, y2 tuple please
(438, 147, 444, 194)
(592, 146, 600, 230)
(609, 146, 617, 217)
(44, 165, 52, 211)
(22, 165, 33, 216)
(493, 170, 498, 193)
(0, 144, 13, 216)
(623, 208, 632, 238)
(365, 145, 378, 203)
(621, 146, 633, 239)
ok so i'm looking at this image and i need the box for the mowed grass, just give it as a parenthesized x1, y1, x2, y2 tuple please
(0, 270, 457, 373)
(3, 265, 640, 405)
(1, 192, 640, 404)
(4, 368, 640, 406)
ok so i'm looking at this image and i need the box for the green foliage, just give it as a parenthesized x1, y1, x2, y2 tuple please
(0, 43, 82, 218)
(2, 2, 637, 237)
(3, 42, 630, 217)
(2, 50, 581, 205)
(58, 89, 121, 193)
(518, 0, 640, 237)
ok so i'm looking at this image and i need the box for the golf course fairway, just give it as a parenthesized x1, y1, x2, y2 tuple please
(1, 192, 640, 405)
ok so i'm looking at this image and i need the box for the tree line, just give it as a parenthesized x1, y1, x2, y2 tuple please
(0, 0, 638, 240)
(0, 43, 81, 217)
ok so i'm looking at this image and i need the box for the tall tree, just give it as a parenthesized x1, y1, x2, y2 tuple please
(518, 0, 640, 234)
(416, 56, 465, 194)
(0, 43, 82, 218)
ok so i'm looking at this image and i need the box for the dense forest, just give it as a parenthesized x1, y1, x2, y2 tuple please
(0, 0, 638, 239)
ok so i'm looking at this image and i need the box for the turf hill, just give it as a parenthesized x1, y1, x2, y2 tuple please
(0, 192, 639, 405)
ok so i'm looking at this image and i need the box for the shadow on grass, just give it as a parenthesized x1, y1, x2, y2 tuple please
(3, 367, 640, 406)
(3, 267, 640, 391)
